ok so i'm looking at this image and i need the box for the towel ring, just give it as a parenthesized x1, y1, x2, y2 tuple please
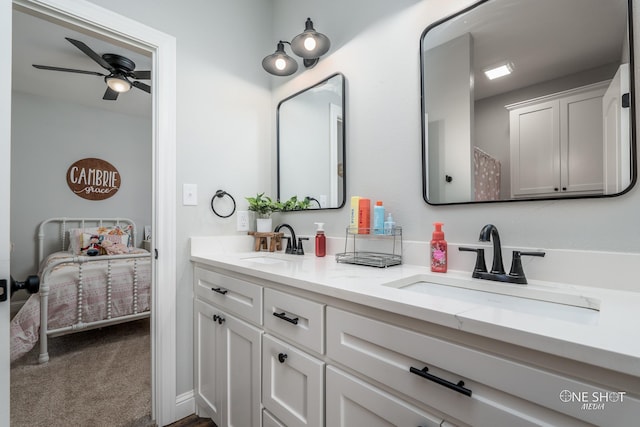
(211, 190, 236, 218)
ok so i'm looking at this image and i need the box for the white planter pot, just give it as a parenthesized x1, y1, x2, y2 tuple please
(256, 217, 273, 233)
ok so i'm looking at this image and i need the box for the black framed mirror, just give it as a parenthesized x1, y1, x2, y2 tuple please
(421, 0, 635, 205)
(277, 73, 346, 210)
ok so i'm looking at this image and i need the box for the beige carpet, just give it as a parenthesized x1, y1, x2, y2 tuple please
(10, 318, 154, 427)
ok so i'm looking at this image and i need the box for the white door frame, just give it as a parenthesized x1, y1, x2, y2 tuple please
(6, 0, 177, 425)
(1, 1, 12, 425)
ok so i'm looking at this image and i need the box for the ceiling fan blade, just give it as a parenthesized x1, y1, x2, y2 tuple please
(32, 64, 105, 76)
(103, 87, 119, 101)
(65, 37, 114, 72)
(131, 70, 151, 80)
(132, 80, 151, 94)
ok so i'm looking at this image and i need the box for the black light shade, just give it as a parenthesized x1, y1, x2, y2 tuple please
(290, 18, 331, 60)
(262, 41, 299, 76)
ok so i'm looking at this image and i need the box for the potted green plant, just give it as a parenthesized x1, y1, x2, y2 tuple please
(278, 195, 311, 212)
(246, 193, 277, 232)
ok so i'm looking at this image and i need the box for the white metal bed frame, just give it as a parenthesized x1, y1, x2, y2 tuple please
(37, 217, 151, 363)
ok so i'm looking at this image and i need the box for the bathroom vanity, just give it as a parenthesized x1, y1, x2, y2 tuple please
(191, 237, 640, 427)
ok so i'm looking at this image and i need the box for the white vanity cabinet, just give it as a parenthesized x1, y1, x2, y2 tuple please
(263, 409, 287, 427)
(263, 288, 325, 354)
(262, 334, 324, 427)
(262, 288, 325, 427)
(192, 261, 640, 427)
(326, 366, 444, 427)
(194, 267, 263, 324)
(193, 267, 263, 427)
(508, 82, 608, 198)
(326, 306, 639, 427)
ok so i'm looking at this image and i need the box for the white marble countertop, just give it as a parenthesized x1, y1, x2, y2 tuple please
(191, 236, 640, 377)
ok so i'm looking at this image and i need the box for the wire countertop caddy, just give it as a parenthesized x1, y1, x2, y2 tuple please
(335, 226, 402, 268)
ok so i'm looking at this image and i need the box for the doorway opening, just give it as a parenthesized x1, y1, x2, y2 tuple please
(8, 0, 177, 425)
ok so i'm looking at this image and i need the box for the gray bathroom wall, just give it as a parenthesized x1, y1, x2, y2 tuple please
(10, 90, 151, 282)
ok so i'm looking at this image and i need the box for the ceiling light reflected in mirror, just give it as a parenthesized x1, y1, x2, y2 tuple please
(484, 63, 513, 80)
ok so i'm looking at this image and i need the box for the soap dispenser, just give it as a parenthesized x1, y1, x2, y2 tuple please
(314, 222, 326, 257)
(430, 222, 447, 273)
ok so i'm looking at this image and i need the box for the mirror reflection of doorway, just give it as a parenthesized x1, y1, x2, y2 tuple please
(603, 63, 631, 194)
(329, 103, 344, 208)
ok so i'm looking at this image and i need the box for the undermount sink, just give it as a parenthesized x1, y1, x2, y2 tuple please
(384, 274, 600, 324)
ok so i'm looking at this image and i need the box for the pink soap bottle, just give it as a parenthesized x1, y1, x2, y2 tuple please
(430, 222, 447, 273)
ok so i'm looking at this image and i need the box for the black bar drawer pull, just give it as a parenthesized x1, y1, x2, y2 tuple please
(409, 366, 472, 397)
(211, 287, 228, 295)
(273, 311, 299, 325)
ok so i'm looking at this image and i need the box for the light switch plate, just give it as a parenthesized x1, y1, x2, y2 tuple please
(183, 184, 197, 206)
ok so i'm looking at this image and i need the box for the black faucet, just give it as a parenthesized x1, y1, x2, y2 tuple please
(296, 237, 309, 255)
(479, 224, 505, 275)
(274, 223, 297, 254)
(459, 224, 545, 285)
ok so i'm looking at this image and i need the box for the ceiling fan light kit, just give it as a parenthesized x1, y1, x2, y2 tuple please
(105, 75, 132, 93)
(32, 37, 151, 101)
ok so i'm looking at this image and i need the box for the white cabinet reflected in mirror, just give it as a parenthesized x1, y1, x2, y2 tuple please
(421, 0, 636, 205)
(278, 73, 346, 210)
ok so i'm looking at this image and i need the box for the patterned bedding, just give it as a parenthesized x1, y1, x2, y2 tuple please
(10, 249, 151, 362)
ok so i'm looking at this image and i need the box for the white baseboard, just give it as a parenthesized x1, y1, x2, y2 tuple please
(174, 390, 195, 422)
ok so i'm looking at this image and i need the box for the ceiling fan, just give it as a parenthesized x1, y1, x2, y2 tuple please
(32, 37, 151, 101)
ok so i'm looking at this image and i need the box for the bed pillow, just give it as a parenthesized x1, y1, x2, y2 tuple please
(100, 240, 131, 255)
(67, 228, 84, 255)
(68, 225, 133, 255)
(80, 232, 131, 256)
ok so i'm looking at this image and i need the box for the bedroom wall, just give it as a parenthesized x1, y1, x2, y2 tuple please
(10, 90, 151, 282)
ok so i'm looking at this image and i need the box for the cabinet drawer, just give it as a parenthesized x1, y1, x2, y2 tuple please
(263, 288, 324, 354)
(327, 307, 627, 426)
(194, 266, 262, 324)
(262, 334, 324, 427)
(326, 366, 445, 427)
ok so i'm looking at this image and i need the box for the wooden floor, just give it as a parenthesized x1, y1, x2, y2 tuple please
(166, 414, 216, 427)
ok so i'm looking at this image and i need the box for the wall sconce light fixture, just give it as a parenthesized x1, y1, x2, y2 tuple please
(262, 41, 299, 76)
(262, 17, 331, 76)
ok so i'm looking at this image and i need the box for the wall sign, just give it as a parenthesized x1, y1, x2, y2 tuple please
(66, 158, 121, 201)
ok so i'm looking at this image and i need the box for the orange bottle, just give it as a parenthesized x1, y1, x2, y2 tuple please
(358, 198, 371, 234)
